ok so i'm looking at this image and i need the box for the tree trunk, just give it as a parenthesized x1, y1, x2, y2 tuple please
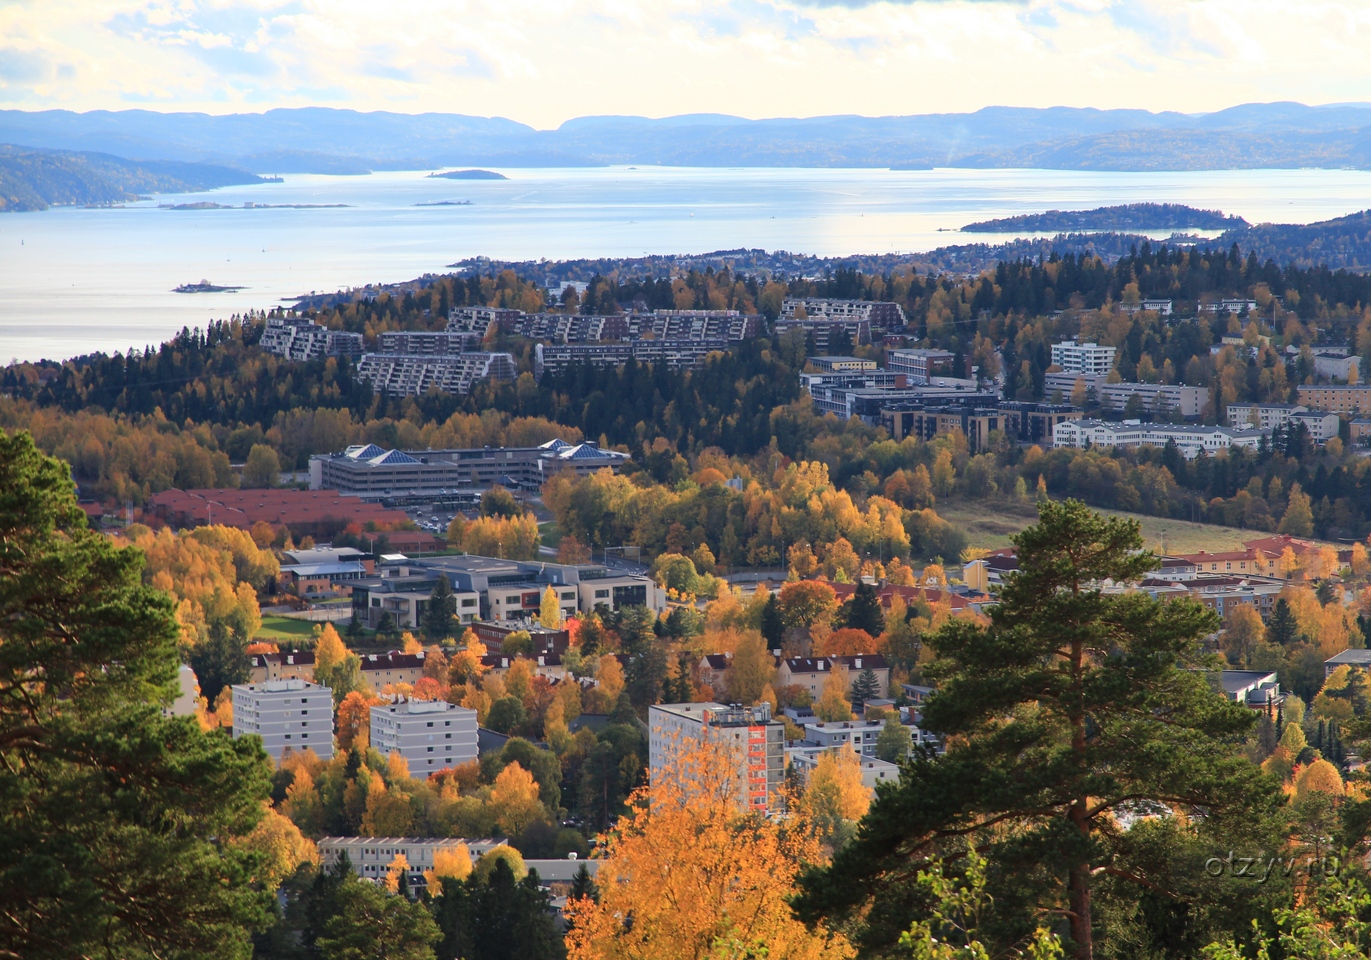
(1068, 856, 1093, 960)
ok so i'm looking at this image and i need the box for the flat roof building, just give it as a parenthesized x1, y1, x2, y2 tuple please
(232, 679, 334, 762)
(1051, 341, 1116, 377)
(370, 698, 478, 772)
(1054, 419, 1269, 459)
(1297, 384, 1371, 417)
(649, 702, 785, 814)
(310, 439, 629, 496)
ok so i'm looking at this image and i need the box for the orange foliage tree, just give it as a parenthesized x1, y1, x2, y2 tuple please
(336, 691, 383, 752)
(814, 628, 875, 657)
(566, 735, 853, 960)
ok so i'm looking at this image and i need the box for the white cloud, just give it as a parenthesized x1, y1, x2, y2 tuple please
(0, 0, 1369, 123)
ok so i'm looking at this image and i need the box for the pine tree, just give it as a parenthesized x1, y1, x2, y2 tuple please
(845, 580, 886, 636)
(1268, 598, 1298, 646)
(424, 575, 457, 640)
(569, 862, 598, 903)
(794, 499, 1281, 960)
(760, 593, 785, 649)
(0, 431, 276, 959)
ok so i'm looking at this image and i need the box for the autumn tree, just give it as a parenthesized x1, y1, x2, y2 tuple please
(1278, 482, 1314, 537)
(815, 665, 855, 722)
(314, 623, 366, 705)
(1221, 605, 1265, 666)
(799, 750, 871, 851)
(780, 581, 840, 634)
(540, 585, 563, 629)
(725, 632, 777, 705)
(795, 500, 1282, 960)
(337, 691, 383, 752)
(566, 736, 853, 960)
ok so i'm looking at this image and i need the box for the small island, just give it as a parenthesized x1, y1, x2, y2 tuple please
(427, 169, 507, 180)
(962, 202, 1248, 233)
(173, 280, 245, 293)
(415, 199, 473, 206)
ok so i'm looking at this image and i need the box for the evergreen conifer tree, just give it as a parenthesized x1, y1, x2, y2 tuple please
(424, 575, 457, 641)
(760, 593, 785, 649)
(1267, 598, 1298, 646)
(846, 580, 886, 636)
(851, 668, 881, 706)
(794, 500, 1281, 960)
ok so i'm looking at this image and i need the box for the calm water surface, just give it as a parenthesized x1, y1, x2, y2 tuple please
(2, 165, 1369, 363)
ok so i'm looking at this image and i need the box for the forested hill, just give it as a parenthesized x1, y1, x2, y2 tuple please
(0, 144, 266, 212)
(962, 203, 1247, 233)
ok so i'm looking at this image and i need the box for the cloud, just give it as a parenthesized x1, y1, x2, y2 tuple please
(0, 0, 1369, 125)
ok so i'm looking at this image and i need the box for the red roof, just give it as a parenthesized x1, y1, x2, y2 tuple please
(148, 487, 409, 531)
(824, 580, 987, 611)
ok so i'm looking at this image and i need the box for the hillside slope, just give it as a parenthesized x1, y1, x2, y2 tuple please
(0, 144, 266, 212)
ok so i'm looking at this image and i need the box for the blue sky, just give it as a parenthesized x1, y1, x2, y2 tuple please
(2, 0, 1369, 125)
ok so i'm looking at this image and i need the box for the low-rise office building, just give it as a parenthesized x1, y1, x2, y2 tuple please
(370, 698, 478, 771)
(1053, 419, 1269, 458)
(352, 554, 662, 628)
(310, 439, 629, 496)
(232, 679, 334, 761)
(807, 355, 877, 373)
(886, 348, 958, 384)
(649, 702, 786, 814)
(319, 836, 506, 886)
(1097, 381, 1208, 419)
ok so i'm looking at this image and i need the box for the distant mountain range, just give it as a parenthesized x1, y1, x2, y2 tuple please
(0, 144, 267, 211)
(5, 102, 1371, 173)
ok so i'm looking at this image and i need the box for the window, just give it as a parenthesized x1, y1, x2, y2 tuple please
(461, 598, 476, 607)
(426, 721, 434, 727)
(427, 746, 434, 752)
(444, 721, 450, 727)
(445, 733, 451, 739)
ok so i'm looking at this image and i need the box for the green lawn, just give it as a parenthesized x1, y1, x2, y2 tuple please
(936, 499, 1251, 556)
(255, 615, 321, 643)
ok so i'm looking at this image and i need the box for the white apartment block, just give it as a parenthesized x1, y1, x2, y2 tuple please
(648, 702, 786, 815)
(1199, 299, 1258, 316)
(319, 836, 506, 886)
(232, 679, 334, 761)
(369, 698, 478, 771)
(1050, 341, 1117, 376)
(1290, 411, 1342, 443)
(1314, 353, 1360, 382)
(1053, 419, 1269, 459)
(781, 298, 907, 331)
(356, 352, 516, 396)
(1097, 381, 1208, 419)
(1122, 299, 1174, 316)
(259, 317, 364, 362)
(1226, 402, 1306, 431)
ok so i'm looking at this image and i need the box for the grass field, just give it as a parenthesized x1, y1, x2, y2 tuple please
(936, 499, 1251, 556)
(254, 615, 321, 642)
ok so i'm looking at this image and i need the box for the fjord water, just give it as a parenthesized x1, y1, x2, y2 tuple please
(2, 165, 1370, 363)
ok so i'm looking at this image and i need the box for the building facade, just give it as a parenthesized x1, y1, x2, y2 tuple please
(260, 317, 364, 362)
(1297, 384, 1371, 416)
(369, 699, 479, 771)
(231, 679, 334, 761)
(355, 352, 516, 396)
(648, 702, 786, 814)
(1051, 341, 1117, 376)
(1053, 419, 1269, 458)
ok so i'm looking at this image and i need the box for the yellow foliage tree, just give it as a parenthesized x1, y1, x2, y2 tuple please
(489, 762, 545, 836)
(314, 623, 349, 676)
(474, 845, 527, 883)
(540, 585, 563, 629)
(448, 635, 488, 685)
(815, 665, 854, 722)
(799, 751, 870, 848)
(237, 807, 320, 889)
(423, 844, 473, 896)
(1295, 759, 1345, 800)
(384, 853, 410, 893)
(283, 765, 324, 836)
(401, 631, 423, 655)
(565, 736, 853, 960)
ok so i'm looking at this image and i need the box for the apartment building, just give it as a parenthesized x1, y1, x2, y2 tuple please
(1314, 353, 1360, 382)
(355, 352, 516, 396)
(886, 348, 958, 384)
(1121, 299, 1174, 316)
(1297, 384, 1371, 416)
(1050, 341, 1117, 376)
(777, 655, 890, 700)
(771, 316, 871, 354)
(780, 298, 906, 332)
(231, 679, 334, 761)
(360, 651, 427, 688)
(369, 698, 478, 771)
(648, 702, 786, 814)
(248, 651, 315, 684)
(534, 339, 729, 377)
(377, 331, 481, 355)
(1290, 410, 1342, 443)
(446, 306, 523, 335)
(1097, 381, 1208, 419)
(259, 317, 364, 362)
(310, 439, 629, 496)
(880, 400, 1078, 451)
(1053, 419, 1269, 458)
(1226, 402, 1306, 431)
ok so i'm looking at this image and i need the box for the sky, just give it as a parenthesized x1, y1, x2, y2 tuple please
(2, 0, 1371, 128)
